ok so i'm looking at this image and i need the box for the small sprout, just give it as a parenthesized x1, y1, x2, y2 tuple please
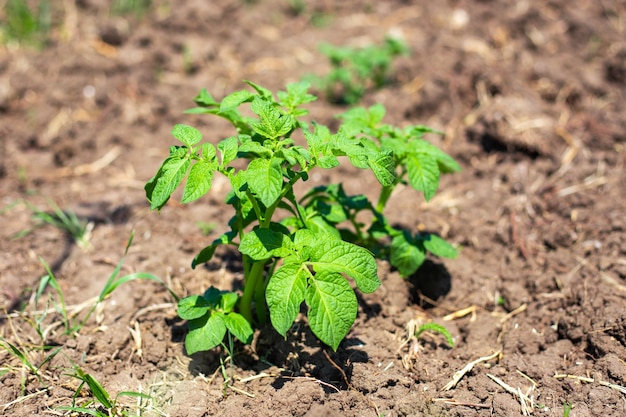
(415, 322, 455, 348)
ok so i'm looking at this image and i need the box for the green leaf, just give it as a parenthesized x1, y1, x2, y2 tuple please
(266, 263, 307, 336)
(191, 232, 235, 268)
(147, 153, 191, 210)
(245, 158, 283, 207)
(318, 155, 340, 169)
(172, 124, 202, 147)
(186, 312, 226, 355)
(436, 152, 461, 174)
(277, 81, 317, 111)
(218, 136, 239, 166)
(220, 292, 239, 312)
(239, 229, 293, 260)
(177, 295, 211, 320)
(305, 216, 342, 239)
(367, 103, 386, 126)
(220, 90, 254, 113)
(194, 88, 219, 107)
(309, 239, 380, 293)
(181, 160, 214, 203)
(367, 151, 396, 186)
(224, 312, 254, 344)
(80, 372, 113, 409)
(244, 80, 274, 100)
(202, 286, 224, 306)
(412, 139, 461, 174)
(249, 97, 293, 139)
(238, 140, 272, 157)
(200, 142, 217, 161)
(406, 152, 440, 201)
(390, 233, 426, 277)
(306, 271, 357, 351)
(421, 234, 458, 259)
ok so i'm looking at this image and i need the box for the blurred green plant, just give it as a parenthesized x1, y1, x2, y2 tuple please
(11, 198, 93, 250)
(0, 0, 51, 48)
(309, 37, 410, 104)
(111, 0, 152, 17)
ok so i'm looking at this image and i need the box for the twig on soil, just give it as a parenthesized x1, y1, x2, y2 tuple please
(496, 303, 527, 324)
(130, 302, 176, 325)
(510, 212, 532, 262)
(238, 371, 275, 383)
(516, 370, 539, 388)
(285, 376, 340, 394)
(323, 350, 380, 415)
(556, 173, 608, 197)
(443, 305, 477, 322)
(0, 388, 49, 411)
(443, 351, 501, 391)
(127, 321, 143, 360)
(48, 146, 121, 179)
(487, 373, 535, 416)
(554, 374, 626, 395)
(228, 385, 255, 398)
(432, 398, 491, 409)
(601, 273, 626, 294)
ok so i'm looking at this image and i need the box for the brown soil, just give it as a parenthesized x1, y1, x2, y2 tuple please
(1, 1, 625, 416)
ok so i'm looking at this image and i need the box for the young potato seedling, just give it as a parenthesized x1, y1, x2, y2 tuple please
(311, 37, 410, 104)
(146, 81, 458, 355)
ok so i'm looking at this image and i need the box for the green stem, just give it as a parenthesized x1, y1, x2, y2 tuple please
(246, 189, 264, 224)
(241, 172, 304, 324)
(239, 260, 266, 324)
(253, 273, 268, 325)
(375, 166, 406, 213)
(376, 185, 394, 213)
(348, 212, 366, 243)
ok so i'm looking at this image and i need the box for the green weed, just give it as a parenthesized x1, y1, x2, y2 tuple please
(563, 401, 572, 417)
(415, 322, 454, 348)
(0, 0, 51, 48)
(111, 0, 152, 17)
(12, 198, 93, 250)
(36, 231, 177, 335)
(59, 365, 151, 417)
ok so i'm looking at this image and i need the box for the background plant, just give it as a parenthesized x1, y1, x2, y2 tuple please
(146, 80, 457, 355)
(310, 37, 409, 104)
(0, 0, 51, 48)
(11, 198, 93, 250)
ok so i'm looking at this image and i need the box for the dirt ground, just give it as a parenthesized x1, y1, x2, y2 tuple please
(1, 1, 625, 416)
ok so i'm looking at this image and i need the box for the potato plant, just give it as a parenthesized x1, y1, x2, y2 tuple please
(145, 81, 458, 354)
(312, 37, 409, 104)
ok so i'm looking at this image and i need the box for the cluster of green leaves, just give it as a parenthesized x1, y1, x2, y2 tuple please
(300, 103, 461, 277)
(0, 0, 51, 48)
(146, 80, 458, 354)
(310, 37, 409, 104)
(111, 0, 153, 17)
